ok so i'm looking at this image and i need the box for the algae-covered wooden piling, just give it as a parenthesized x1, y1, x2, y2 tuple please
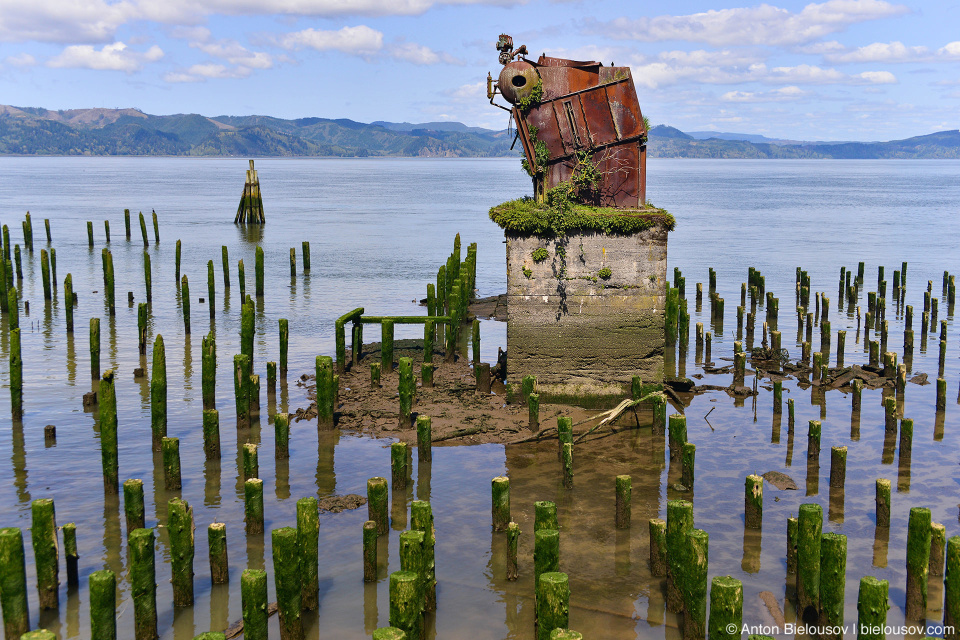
(390, 571, 422, 640)
(398, 357, 414, 428)
(382, 320, 395, 370)
(162, 437, 182, 490)
(316, 355, 335, 429)
(274, 412, 289, 460)
(681, 530, 708, 640)
(139, 212, 149, 247)
(208, 523, 228, 584)
(143, 251, 152, 302)
(857, 576, 889, 640)
(534, 529, 560, 592)
(241, 569, 267, 640)
(130, 528, 157, 640)
(200, 409, 220, 462)
(9, 327, 22, 418)
(931, 522, 946, 578)
(0, 527, 29, 638)
(946, 536, 960, 636)
(830, 446, 847, 489)
(391, 442, 408, 490)
(99, 370, 119, 492)
(244, 478, 264, 534)
(124, 209, 131, 240)
(151, 335, 167, 450)
(819, 533, 847, 638)
(202, 333, 216, 410)
(123, 479, 145, 533)
(668, 413, 687, 460)
(649, 519, 667, 577)
(797, 503, 823, 617)
(536, 572, 570, 640)
(905, 506, 932, 619)
(181, 274, 190, 333)
(89, 569, 116, 640)
(175, 240, 181, 281)
(492, 476, 510, 531)
(363, 521, 378, 581)
(254, 246, 264, 297)
(272, 527, 304, 640)
(368, 477, 388, 535)
(238, 259, 246, 300)
(31, 498, 59, 609)
(207, 261, 215, 317)
(279, 318, 289, 376)
(40, 249, 51, 300)
(744, 475, 763, 529)
(242, 442, 259, 480)
(301, 241, 310, 273)
(234, 354, 251, 428)
(399, 531, 426, 622)
(168, 497, 195, 606)
(297, 497, 320, 611)
(90, 318, 101, 379)
(416, 416, 432, 463)
(63, 522, 78, 587)
(535, 501, 558, 531)
(87, 221, 94, 247)
(507, 521, 520, 581)
(666, 500, 693, 613)
(151, 211, 159, 242)
(529, 392, 540, 432)
(708, 576, 742, 640)
(680, 443, 695, 490)
(561, 442, 573, 489)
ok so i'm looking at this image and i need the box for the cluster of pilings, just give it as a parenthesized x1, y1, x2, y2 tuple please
(235, 160, 265, 225)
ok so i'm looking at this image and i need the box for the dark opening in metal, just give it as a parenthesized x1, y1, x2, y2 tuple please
(511, 75, 527, 87)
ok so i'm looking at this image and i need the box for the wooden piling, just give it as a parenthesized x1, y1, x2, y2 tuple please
(535, 501, 559, 531)
(315, 355, 335, 425)
(201, 333, 216, 410)
(507, 522, 520, 581)
(808, 420, 821, 462)
(368, 477, 388, 535)
(411, 500, 436, 610)
(279, 318, 288, 376)
(234, 354, 251, 428)
(668, 414, 687, 460)
(151, 335, 167, 450)
(62, 522, 78, 587)
(130, 528, 157, 640)
(905, 507, 932, 619)
(819, 533, 846, 639)
(416, 416, 432, 462)
(208, 523, 228, 584)
(297, 497, 320, 611)
(938, 377, 947, 410)
(389, 571, 421, 640)
(666, 499, 694, 613)
(787, 517, 798, 574)
(272, 527, 304, 640)
(708, 576, 742, 640)
(168, 497, 195, 606)
(744, 475, 762, 529)
(244, 478, 264, 534)
(123, 479, 145, 533)
(0, 527, 29, 638)
(796, 503, 822, 617)
(561, 442, 573, 489)
(40, 249, 51, 300)
(681, 530, 709, 640)
(492, 476, 510, 532)
(301, 241, 310, 272)
(90, 317, 100, 379)
(534, 529, 560, 592)
(529, 392, 540, 432)
(830, 446, 847, 489)
(382, 320, 395, 370)
(162, 437, 182, 490)
(30, 498, 59, 609)
(238, 259, 246, 300)
(945, 536, 960, 637)
(857, 576, 889, 640)
(391, 442, 408, 490)
(138, 212, 149, 247)
(681, 442, 695, 489)
(9, 327, 22, 418)
(99, 370, 119, 492)
(639, 520, 665, 582)
(242, 442, 259, 480)
(363, 521, 378, 582)
(151, 211, 159, 243)
(241, 569, 268, 640)
(274, 412, 289, 460)
(536, 572, 569, 640)
(255, 246, 264, 297)
(398, 357, 414, 428)
(89, 569, 116, 639)
(931, 522, 946, 578)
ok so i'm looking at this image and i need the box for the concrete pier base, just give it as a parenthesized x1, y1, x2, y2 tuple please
(505, 226, 668, 405)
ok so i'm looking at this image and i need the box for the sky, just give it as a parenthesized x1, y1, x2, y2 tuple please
(0, 0, 958, 141)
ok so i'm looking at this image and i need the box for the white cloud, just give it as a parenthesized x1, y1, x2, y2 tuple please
(278, 25, 383, 55)
(856, 70, 897, 83)
(164, 63, 252, 82)
(824, 41, 928, 63)
(449, 81, 485, 101)
(940, 42, 960, 58)
(4, 53, 36, 66)
(47, 42, 164, 72)
(193, 39, 273, 69)
(592, 0, 909, 46)
(721, 86, 810, 102)
(388, 42, 462, 65)
(0, 0, 521, 44)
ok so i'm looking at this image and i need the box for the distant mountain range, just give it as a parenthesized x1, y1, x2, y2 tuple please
(1, 105, 958, 159)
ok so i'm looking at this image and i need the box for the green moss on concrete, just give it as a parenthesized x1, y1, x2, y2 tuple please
(490, 197, 674, 237)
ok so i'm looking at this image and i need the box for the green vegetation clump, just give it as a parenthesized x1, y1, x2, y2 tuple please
(522, 266, 533, 279)
(520, 125, 550, 177)
(490, 183, 675, 236)
(531, 247, 549, 263)
(598, 267, 612, 280)
(516, 79, 543, 113)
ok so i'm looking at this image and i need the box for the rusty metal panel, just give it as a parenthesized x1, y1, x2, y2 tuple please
(578, 86, 619, 147)
(596, 143, 640, 208)
(537, 66, 600, 101)
(604, 80, 644, 140)
(525, 103, 566, 163)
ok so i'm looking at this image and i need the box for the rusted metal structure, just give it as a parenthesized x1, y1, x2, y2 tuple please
(488, 35, 647, 208)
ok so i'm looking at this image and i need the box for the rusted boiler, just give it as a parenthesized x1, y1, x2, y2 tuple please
(488, 35, 647, 208)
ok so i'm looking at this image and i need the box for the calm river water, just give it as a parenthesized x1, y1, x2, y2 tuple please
(0, 157, 959, 639)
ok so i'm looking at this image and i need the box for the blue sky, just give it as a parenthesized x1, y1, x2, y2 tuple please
(0, 0, 958, 141)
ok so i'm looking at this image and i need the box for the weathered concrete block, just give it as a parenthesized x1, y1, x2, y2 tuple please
(505, 227, 667, 400)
